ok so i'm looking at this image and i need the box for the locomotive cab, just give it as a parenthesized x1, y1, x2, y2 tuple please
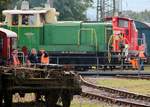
(2, 8, 59, 50)
(0, 28, 17, 64)
(112, 17, 138, 54)
(3, 8, 59, 27)
(3, 10, 47, 27)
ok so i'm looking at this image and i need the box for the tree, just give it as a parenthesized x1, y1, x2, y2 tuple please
(0, 0, 93, 21)
(54, 0, 93, 20)
(29, 0, 93, 20)
(123, 10, 150, 23)
(0, 0, 11, 21)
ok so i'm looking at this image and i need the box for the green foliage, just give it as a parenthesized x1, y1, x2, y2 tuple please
(0, 0, 93, 21)
(0, 0, 11, 21)
(123, 10, 150, 23)
(29, 0, 93, 20)
(8, 0, 46, 9)
(54, 0, 93, 21)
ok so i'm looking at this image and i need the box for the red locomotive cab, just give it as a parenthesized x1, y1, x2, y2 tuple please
(0, 28, 17, 64)
(112, 17, 138, 53)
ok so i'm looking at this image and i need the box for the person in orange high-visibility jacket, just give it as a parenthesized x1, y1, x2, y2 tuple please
(12, 49, 20, 67)
(130, 57, 138, 70)
(138, 51, 146, 70)
(41, 52, 49, 64)
(135, 58, 139, 70)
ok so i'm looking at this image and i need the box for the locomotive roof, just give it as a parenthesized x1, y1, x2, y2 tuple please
(0, 28, 17, 37)
(3, 9, 48, 15)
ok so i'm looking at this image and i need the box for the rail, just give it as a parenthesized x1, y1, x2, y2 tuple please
(80, 76, 150, 106)
(116, 75, 150, 80)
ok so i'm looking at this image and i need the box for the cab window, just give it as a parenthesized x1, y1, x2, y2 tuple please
(118, 19, 128, 28)
(22, 14, 36, 26)
(132, 21, 137, 31)
(138, 38, 144, 45)
(11, 38, 17, 50)
(40, 13, 46, 24)
(12, 14, 18, 26)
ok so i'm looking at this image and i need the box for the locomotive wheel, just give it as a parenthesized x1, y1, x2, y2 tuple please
(3, 90, 12, 107)
(35, 93, 42, 101)
(0, 93, 2, 107)
(45, 92, 59, 107)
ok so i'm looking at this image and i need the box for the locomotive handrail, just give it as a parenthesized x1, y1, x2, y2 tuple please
(107, 34, 130, 63)
(50, 55, 122, 59)
(49, 56, 132, 70)
(93, 29, 98, 51)
(108, 34, 113, 63)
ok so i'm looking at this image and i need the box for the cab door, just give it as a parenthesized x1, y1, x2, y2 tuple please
(0, 33, 7, 59)
(0, 28, 17, 64)
(0, 36, 4, 56)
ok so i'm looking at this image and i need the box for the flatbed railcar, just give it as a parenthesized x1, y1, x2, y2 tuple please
(0, 65, 81, 107)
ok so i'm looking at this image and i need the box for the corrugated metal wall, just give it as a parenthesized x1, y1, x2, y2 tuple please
(135, 21, 150, 55)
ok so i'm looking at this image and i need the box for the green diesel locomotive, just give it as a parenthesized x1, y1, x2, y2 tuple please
(3, 9, 112, 52)
(2, 8, 112, 66)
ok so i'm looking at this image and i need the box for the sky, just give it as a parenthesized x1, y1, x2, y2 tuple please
(87, 0, 150, 20)
(122, 0, 150, 11)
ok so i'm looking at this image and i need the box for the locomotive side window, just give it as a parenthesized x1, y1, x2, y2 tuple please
(11, 38, 17, 50)
(40, 13, 46, 24)
(22, 15, 28, 25)
(12, 14, 18, 25)
(22, 14, 36, 26)
(118, 19, 128, 28)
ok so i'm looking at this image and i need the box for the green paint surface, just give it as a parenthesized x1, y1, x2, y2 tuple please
(4, 21, 112, 52)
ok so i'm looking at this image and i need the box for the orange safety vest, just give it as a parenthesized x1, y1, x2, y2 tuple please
(41, 55, 49, 64)
(130, 59, 138, 69)
(13, 55, 20, 66)
(130, 59, 136, 69)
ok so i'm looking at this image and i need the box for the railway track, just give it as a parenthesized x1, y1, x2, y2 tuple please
(80, 76, 150, 107)
(116, 75, 150, 80)
(79, 71, 150, 76)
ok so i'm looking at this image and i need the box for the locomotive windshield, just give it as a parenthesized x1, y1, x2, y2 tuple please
(10, 14, 37, 26)
(12, 14, 18, 26)
(118, 19, 128, 28)
(11, 38, 17, 50)
(22, 14, 36, 26)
